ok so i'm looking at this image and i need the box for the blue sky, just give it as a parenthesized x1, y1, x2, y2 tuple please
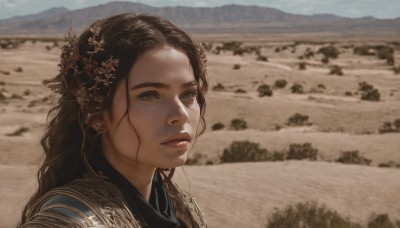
(1, 0, 399, 20)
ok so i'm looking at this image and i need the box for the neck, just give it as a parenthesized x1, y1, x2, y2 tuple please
(101, 139, 156, 202)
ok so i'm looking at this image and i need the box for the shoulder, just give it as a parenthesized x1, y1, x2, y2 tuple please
(20, 175, 141, 228)
(174, 183, 207, 228)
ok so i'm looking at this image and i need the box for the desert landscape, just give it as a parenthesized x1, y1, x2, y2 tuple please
(0, 32, 399, 228)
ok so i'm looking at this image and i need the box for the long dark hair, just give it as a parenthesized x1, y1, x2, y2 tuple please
(19, 13, 208, 227)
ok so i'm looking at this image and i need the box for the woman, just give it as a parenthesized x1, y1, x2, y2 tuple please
(18, 13, 208, 228)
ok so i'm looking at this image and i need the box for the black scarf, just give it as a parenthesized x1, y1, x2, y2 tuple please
(90, 149, 181, 228)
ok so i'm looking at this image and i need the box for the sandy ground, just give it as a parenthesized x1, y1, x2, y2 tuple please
(0, 36, 399, 227)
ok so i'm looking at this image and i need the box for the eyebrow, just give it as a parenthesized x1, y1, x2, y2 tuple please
(130, 80, 198, 91)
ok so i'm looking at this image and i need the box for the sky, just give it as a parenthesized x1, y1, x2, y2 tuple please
(1, 0, 400, 20)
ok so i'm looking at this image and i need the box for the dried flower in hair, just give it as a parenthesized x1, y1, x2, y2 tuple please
(49, 23, 119, 124)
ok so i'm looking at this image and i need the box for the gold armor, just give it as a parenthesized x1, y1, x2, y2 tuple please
(20, 174, 206, 228)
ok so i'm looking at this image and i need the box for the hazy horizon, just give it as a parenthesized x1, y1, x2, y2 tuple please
(1, 0, 399, 20)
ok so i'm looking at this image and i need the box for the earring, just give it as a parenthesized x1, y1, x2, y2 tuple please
(95, 122, 107, 134)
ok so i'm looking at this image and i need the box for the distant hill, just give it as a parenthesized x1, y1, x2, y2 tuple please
(0, 1, 399, 35)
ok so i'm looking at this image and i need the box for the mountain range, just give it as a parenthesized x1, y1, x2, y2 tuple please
(0, 1, 399, 35)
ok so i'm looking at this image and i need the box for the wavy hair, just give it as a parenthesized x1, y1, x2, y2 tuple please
(19, 13, 208, 227)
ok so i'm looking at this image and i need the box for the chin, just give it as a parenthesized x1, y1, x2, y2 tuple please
(158, 154, 187, 169)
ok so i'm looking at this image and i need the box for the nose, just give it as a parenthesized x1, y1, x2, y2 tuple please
(166, 96, 189, 127)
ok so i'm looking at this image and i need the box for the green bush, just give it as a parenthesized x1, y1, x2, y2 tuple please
(266, 201, 361, 228)
(287, 143, 318, 160)
(335, 150, 372, 165)
(291, 83, 304, 94)
(220, 140, 269, 163)
(318, 45, 340, 59)
(274, 79, 287, 88)
(230, 118, 247, 130)
(257, 84, 273, 97)
(212, 122, 225, 131)
(286, 113, 312, 126)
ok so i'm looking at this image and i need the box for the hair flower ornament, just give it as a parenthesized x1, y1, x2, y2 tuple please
(48, 23, 119, 124)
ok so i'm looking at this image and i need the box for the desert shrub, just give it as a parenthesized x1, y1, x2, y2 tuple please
(379, 119, 400, 133)
(220, 140, 269, 163)
(0, 81, 4, 86)
(394, 118, 400, 130)
(358, 81, 380, 101)
(23, 89, 31, 96)
(286, 113, 311, 126)
(379, 121, 395, 133)
(361, 88, 380, 101)
(212, 122, 225, 131)
(5, 127, 30, 136)
(201, 42, 213, 51)
(335, 150, 371, 165)
(233, 64, 241, 70)
(212, 83, 225, 91)
(329, 65, 344, 76)
(11, 93, 23, 99)
(266, 201, 361, 228)
(0, 70, 10, 75)
(256, 55, 268, 61)
(270, 151, 286, 161)
(235, 88, 246, 93)
(287, 143, 318, 160)
(303, 48, 315, 59)
(291, 83, 304, 94)
(317, 83, 326, 89)
(353, 45, 375, 56)
(376, 46, 394, 60)
(359, 81, 374, 92)
(274, 79, 287, 88)
(0, 91, 6, 100)
(345, 91, 353, 96)
(378, 160, 400, 168)
(14, 67, 23, 73)
(321, 56, 329, 64)
(298, 62, 306, 70)
(368, 214, 398, 228)
(186, 153, 203, 165)
(230, 118, 247, 130)
(222, 41, 242, 51)
(393, 65, 400, 74)
(233, 48, 245, 56)
(275, 47, 281, 53)
(257, 84, 273, 97)
(42, 78, 53, 85)
(318, 45, 340, 59)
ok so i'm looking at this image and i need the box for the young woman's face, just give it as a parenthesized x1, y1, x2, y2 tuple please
(101, 45, 201, 169)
